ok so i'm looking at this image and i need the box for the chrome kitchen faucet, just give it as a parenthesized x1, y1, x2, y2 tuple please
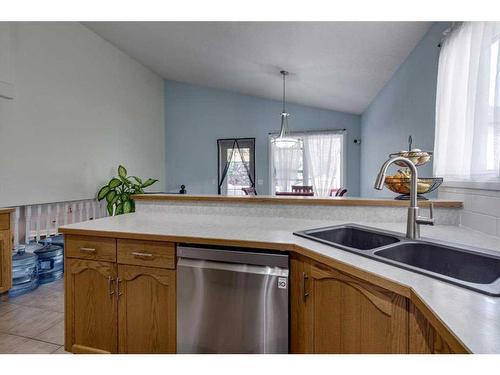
(374, 156, 434, 239)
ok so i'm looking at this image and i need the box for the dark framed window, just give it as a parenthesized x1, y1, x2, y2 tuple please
(217, 138, 256, 196)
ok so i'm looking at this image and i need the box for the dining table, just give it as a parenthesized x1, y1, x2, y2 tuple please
(275, 191, 315, 196)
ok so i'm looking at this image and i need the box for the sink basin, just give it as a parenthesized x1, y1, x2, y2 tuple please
(375, 242, 500, 285)
(294, 224, 500, 296)
(294, 224, 401, 251)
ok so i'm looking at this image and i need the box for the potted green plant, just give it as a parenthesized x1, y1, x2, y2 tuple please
(97, 165, 158, 216)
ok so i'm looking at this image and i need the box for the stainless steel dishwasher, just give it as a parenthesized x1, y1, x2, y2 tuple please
(177, 245, 289, 354)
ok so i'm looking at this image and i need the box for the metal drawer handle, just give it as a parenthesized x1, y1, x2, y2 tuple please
(116, 277, 123, 297)
(107, 276, 115, 296)
(80, 247, 96, 253)
(132, 252, 153, 259)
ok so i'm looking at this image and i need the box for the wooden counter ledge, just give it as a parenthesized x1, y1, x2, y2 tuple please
(132, 194, 463, 208)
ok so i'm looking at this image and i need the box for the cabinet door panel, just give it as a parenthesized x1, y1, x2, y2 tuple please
(311, 273, 343, 352)
(409, 302, 463, 354)
(118, 265, 176, 353)
(291, 257, 409, 354)
(0, 229, 12, 294)
(65, 259, 117, 353)
(310, 264, 408, 354)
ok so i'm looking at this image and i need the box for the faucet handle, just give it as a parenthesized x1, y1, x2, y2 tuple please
(417, 202, 435, 226)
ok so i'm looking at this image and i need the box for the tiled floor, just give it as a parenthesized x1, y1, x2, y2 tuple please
(0, 279, 69, 354)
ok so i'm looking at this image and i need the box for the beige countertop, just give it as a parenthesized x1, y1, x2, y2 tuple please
(133, 193, 463, 208)
(60, 212, 500, 353)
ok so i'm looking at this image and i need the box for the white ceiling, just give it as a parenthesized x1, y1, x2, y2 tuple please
(84, 22, 432, 114)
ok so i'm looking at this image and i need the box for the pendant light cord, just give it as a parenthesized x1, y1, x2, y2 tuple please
(280, 70, 289, 114)
(282, 71, 286, 113)
(274, 70, 296, 146)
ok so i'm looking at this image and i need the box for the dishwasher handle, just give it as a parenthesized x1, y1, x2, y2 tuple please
(177, 257, 289, 278)
(177, 245, 289, 269)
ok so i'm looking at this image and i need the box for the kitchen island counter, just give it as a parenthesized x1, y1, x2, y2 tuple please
(60, 210, 500, 354)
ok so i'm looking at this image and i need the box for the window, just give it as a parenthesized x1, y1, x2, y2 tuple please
(488, 37, 500, 171)
(434, 22, 500, 185)
(269, 131, 345, 196)
(271, 138, 305, 191)
(217, 138, 255, 196)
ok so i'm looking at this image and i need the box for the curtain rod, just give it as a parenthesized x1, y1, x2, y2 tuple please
(268, 128, 346, 136)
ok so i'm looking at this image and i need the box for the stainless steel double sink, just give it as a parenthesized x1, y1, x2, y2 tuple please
(294, 224, 500, 296)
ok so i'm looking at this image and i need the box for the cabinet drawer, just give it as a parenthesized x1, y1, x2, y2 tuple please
(117, 239, 175, 269)
(66, 235, 116, 262)
(0, 214, 9, 230)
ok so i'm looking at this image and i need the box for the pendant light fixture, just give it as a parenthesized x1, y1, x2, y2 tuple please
(272, 70, 298, 148)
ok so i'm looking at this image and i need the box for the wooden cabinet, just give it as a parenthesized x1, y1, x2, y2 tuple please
(118, 265, 176, 353)
(63, 233, 465, 354)
(64, 235, 177, 354)
(0, 211, 13, 299)
(65, 259, 118, 353)
(409, 302, 466, 354)
(291, 256, 408, 354)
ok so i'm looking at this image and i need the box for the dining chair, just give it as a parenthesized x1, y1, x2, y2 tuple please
(242, 187, 257, 196)
(335, 188, 348, 197)
(291, 185, 314, 194)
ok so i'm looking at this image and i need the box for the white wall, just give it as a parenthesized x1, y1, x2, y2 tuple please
(164, 80, 361, 195)
(360, 23, 448, 197)
(0, 22, 165, 207)
(439, 187, 500, 237)
(0, 23, 14, 99)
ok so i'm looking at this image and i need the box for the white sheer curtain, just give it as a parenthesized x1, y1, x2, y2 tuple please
(303, 133, 342, 197)
(273, 145, 301, 192)
(434, 22, 500, 182)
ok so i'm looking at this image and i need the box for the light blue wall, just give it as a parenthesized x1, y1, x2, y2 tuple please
(360, 22, 450, 197)
(164, 80, 361, 195)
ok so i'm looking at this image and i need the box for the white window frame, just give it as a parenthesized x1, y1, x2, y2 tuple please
(268, 130, 347, 195)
